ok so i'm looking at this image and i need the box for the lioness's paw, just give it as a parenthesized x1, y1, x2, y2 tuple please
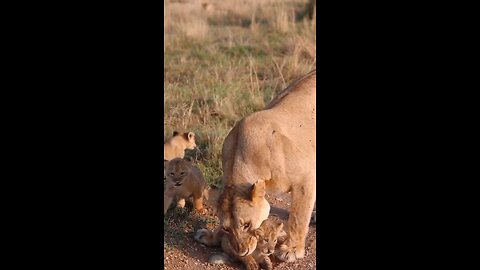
(275, 244, 305, 262)
(194, 228, 210, 244)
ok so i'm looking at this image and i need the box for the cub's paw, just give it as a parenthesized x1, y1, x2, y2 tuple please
(194, 228, 210, 244)
(261, 256, 273, 270)
(275, 244, 305, 262)
(242, 256, 259, 270)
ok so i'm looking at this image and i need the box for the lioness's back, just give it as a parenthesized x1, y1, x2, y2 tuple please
(235, 70, 316, 149)
(264, 70, 316, 112)
(221, 70, 316, 189)
(249, 69, 316, 137)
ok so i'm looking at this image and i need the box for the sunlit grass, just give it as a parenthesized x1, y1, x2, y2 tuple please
(164, 0, 316, 186)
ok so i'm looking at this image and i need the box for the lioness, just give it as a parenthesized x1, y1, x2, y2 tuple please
(164, 131, 196, 161)
(207, 219, 284, 270)
(195, 70, 316, 262)
(164, 158, 206, 214)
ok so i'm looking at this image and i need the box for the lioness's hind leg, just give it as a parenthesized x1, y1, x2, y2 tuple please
(276, 175, 316, 262)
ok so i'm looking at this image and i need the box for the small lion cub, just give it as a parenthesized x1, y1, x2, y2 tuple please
(164, 131, 196, 161)
(209, 219, 284, 270)
(164, 158, 206, 215)
(252, 219, 284, 270)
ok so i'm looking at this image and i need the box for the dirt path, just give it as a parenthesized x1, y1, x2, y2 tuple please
(164, 192, 317, 269)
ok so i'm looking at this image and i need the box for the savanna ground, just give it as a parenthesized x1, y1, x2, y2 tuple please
(164, 0, 316, 268)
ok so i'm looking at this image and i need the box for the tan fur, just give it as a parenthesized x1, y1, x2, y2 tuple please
(220, 228, 259, 270)
(164, 158, 206, 214)
(206, 219, 284, 270)
(203, 186, 221, 209)
(251, 219, 284, 270)
(195, 70, 316, 263)
(164, 131, 196, 161)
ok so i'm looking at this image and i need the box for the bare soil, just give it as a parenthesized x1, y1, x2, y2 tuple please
(164, 192, 317, 269)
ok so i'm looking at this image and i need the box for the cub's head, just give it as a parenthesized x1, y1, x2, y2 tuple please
(218, 180, 270, 257)
(223, 225, 258, 258)
(172, 131, 197, 150)
(164, 158, 191, 187)
(254, 219, 284, 256)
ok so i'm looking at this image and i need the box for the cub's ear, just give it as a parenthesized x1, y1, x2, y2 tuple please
(250, 180, 266, 201)
(164, 160, 169, 167)
(184, 157, 193, 163)
(183, 132, 196, 143)
(173, 131, 179, 136)
(254, 227, 264, 238)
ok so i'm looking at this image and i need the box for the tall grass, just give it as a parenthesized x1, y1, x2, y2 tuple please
(164, 0, 316, 186)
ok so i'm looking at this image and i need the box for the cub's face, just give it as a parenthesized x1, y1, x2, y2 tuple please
(164, 158, 191, 187)
(254, 220, 284, 256)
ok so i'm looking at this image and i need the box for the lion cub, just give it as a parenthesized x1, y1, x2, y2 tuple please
(164, 131, 196, 161)
(209, 219, 284, 270)
(252, 219, 284, 270)
(164, 158, 206, 215)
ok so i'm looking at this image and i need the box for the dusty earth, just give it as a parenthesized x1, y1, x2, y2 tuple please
(164, 192, 317, 269)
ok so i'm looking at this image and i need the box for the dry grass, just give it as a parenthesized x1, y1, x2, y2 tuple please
(164, 0, 316, 185)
